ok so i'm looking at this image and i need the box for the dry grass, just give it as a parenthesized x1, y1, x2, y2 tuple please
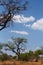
(0, 60, 43, 65)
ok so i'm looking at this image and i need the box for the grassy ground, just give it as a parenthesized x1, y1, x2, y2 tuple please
(0, 60, 43, 65)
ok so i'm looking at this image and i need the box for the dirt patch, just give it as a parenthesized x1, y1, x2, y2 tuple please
(0, 60, 43, 65)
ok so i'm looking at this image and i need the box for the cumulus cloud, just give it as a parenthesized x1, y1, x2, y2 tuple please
(11, 30, 29, 35)
(12, 15, 35, 23)
(31, 18, 43, 31)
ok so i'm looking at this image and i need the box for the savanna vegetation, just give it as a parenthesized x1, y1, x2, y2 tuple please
(0, 37, 43, 62)
(0, 49, 43, 61)
(0, 0, 43, 65)
(0, 49, 43, 65)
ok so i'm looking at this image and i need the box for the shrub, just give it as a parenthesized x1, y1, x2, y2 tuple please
(0, 53, 11, 61)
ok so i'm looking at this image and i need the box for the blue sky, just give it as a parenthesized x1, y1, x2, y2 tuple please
(0, 0, 43, 53)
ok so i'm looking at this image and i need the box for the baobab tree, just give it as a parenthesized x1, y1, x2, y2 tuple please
(0, 0, 28, 31)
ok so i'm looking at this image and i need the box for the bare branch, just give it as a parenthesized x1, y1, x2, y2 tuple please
(0, 0, 28, 31)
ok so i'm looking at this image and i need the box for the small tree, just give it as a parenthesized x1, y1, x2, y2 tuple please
(4, 37, 27, 60)
(34, 49, 43, 62)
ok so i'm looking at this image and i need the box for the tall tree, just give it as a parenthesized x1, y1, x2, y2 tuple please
(0, 37, 27, 60)
(0, 0, 28, 31)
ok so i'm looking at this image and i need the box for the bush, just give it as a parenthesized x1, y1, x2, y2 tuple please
(0, 53, 11, 61)
(12, 56, 17, 59)
(19, 53, 29, 61)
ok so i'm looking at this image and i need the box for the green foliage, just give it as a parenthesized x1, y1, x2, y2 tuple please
(34, 50, 43, 57)
(0, 38, 43, 61)
(18, 51, 34, 61)
(0, 53, 11, 61)
(0, 49, 43, 61)
(28, 51, 34, 59)
(0, 37, 27, 60)
(16, 50, 43, 61)
(12, 56, 16, 59)
(5, 37, 27, 60)
(19, 53, 29, 61)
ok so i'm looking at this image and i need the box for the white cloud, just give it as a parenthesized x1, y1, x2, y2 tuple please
(12, 15, 35, 23)
(11, 30, 29, 35)
(31, 18, 43, 31)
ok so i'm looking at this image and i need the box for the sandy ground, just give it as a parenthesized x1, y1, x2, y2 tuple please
(0, 60, 43, 65)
